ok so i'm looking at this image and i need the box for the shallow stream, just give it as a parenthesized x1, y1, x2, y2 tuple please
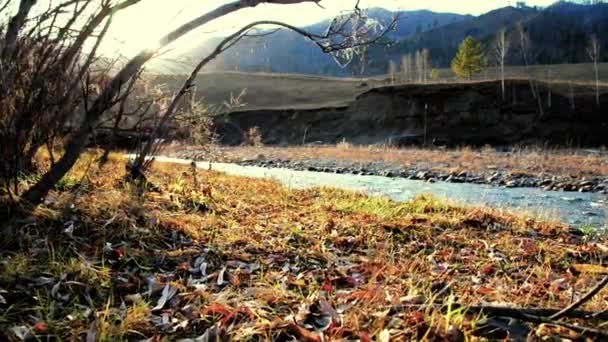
(149, 156, 607, 229)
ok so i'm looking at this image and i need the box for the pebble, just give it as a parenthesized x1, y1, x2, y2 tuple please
(176, 152, 607, 194)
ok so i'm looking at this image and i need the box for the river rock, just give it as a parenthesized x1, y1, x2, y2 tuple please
(416, 171, 428, 180)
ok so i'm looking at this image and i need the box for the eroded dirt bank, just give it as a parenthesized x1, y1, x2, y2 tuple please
(213, 80, 608, 147)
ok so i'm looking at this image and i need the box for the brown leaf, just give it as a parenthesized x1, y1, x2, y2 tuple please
(476, 286, 496, 295)
(571, 263, 608, 275)
(285, 322, 321, 342)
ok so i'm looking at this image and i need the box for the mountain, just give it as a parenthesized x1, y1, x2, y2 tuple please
(384, 1, 608, 69)
(178, 8, 471, 76)
(520, 1, 608, 64)
(168, 2, 608, 77)
(370, 5, 539, 70)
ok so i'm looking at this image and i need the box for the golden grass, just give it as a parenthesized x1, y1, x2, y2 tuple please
(201, 145, 608, 179)
(0, 151, 607, 340)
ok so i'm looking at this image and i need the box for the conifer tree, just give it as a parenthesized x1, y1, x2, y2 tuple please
(451, 36, 486, 80)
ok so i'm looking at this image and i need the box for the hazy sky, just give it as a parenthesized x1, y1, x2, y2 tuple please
(104, 0, 558, 56)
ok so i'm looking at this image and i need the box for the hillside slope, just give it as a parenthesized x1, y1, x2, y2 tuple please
(173, 2, 608, 77)
(186, 8, 470, 76)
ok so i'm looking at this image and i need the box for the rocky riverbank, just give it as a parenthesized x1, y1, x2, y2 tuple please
(233, 157, 608, 193)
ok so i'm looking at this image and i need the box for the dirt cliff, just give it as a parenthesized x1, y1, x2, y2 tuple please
(213, 80, 608, 147)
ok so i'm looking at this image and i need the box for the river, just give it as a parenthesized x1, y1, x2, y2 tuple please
(148, 156, 607, 229)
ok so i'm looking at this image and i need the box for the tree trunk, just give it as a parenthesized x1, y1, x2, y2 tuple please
(595, 61, 600, 107)
(501, 62, 505, 100)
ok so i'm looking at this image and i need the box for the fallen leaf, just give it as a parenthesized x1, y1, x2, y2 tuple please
(125, 293, 143, 304)
(400, 294, 426, 305)
(476, 286, 496, 295)
(549, 278, 569, 293)
(33, 321, 47, 334)
(10, 325, 29, 340)
(520, 239, 540, 254)
(480, 262, 494, 276)
(176, 323, 226, 341)
(285, 322, 321, 342)
(359, 332, 372, 342)
(406, 311, 425, 325)
(63, 221, 75, 236)
(152, 284, 178, 311)
(217, 266, 227, 286)
(378, 329, 390, 342)
(571, 263, 608, 274)
(535, 323, 581, 340)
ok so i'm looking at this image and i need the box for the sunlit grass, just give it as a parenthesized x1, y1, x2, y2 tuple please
(0, 151, 606, 340)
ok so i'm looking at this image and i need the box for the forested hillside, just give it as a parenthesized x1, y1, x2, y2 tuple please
(180, 2, 608, 77)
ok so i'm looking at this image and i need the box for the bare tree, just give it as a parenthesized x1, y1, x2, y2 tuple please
(421, 48, 430, 84)
(0, 0, 142, 200)
(0, 0, 396, 206)
(401, 53, 411, 83)
(516, 21, 543, 116)
(415, 49, 423, 83)
(494, 27, 510, 100)
(17, 0, 335, 205)
(587, 34, 601, 106)
(125, 4, 398, 182)
(517, 22, 535, 96)
(388, 59, 397, 85)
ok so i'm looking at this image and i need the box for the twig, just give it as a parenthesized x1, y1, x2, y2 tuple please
(549, 275, 608, 320)
(519, 312, 608, 339)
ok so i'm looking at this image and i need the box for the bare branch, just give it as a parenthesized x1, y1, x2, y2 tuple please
(22, 0, 328, 204)
(549, 275, 608, 320)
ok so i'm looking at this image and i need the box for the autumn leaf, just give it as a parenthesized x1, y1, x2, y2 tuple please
(33, 322, 47, 334)
(285, 322, 321, 342)
(480, 262, 494, 276)
(571, 264, 608, 275)
(476, 286, 496, 295)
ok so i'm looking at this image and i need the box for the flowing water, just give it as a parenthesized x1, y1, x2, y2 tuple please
(147, 156, 607, 229)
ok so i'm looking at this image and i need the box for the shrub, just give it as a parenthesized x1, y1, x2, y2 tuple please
(242, 127, 264, 147)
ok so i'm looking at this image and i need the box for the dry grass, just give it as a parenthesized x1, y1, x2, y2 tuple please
(154, 64, 608, 111)
(203, 145, 608, 179)
(0, 151, 607, 340)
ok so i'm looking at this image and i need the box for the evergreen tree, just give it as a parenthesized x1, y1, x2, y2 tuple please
(451, 36, 486, 80)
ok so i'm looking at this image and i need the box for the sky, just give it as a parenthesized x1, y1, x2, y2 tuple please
(102, 0, 558, 56)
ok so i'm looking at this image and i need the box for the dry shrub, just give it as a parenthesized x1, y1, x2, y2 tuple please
(336, 138, 353, 149)
(0, 1, 130, 197)
(242, 126, 263, 147)
(170, 92, 216, 146)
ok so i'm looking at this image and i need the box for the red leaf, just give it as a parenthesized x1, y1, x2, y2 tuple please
(359, 332, 372, 342)
(476, 286, 496, 295)
(520, 240, 540, 254)
(176, 262, 189, 273)
(285, 322, 321, 342)
(114, 247, 125, 260)
(407, 311, 426, 325)
(33, 322, 47, 333)
(202, 303, 234, 317)
(480, 262, 494, 275)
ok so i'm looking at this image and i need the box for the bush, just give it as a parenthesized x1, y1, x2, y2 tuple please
(242, 127, 264, 146)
